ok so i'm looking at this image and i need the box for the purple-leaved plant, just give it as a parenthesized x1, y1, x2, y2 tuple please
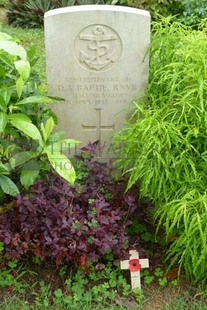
(0, 147, 138, 266)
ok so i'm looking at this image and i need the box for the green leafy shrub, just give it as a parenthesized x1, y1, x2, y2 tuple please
(177, 0, 207, 27)
(110, 0, 180, 19)
(7, 0, 59, 28)
(113, 18, 207, 283)
(108, 0, 207, 26)
(6, 0, 207, 28)
(7, 0, 104, 28)
(0, 31, 77, 197)
(0, 0, 8, 7)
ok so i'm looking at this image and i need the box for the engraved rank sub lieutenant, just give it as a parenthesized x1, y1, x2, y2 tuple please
(74, 25, 122, 72)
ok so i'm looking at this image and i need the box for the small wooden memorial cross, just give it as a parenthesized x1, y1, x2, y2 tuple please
(120, 250, 149, 289)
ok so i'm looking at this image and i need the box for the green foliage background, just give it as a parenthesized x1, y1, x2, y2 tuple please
(0, 30, 77, 197)
(113, 18, 207, 284)
(1, 26, 45, 81)
(0, 0, 8, 6)
(4, 0, 207, 28)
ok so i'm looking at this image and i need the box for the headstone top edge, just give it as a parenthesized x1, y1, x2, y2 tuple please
(44, 5, 150, 19)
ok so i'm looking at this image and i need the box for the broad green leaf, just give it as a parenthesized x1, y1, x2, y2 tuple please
(9, 151, 33, 169)
(0, 32, 12, 41)
(46, 139, 80, 153)
(16, 76, 24, 98)
(0, 89, 11, 107)
(0, 138, 10, 157)
(27, 45, 37, 64)
(8, 113, 32, 122)
(20, 160, 40, 189)
(10, 120, 43, 146)
(49, 131, 66, 142)
(41, 117, 54, 142)
(0, 64, 5, 77)
(44, 117, 54, 141)
(0, 95, 6, 111)
(0, 41, 27, 60)
(14, 59, 30, 81)
(16, 96, 54, 105)
(4, 127, 20, 139)
(40, 123, 47, 143)
(0, 112, 7, 132)
(0, 175, 19, 196)
(0, 162, 9, 174)
(46, 151, 76, 185)
(59, 139, 80, 149)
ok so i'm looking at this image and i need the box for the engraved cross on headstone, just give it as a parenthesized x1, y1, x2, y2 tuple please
(120, 250, 149, 289)
(82, 108, 115, 142)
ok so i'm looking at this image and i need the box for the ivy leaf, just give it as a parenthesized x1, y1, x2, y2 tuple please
(0, 175, 19, 196)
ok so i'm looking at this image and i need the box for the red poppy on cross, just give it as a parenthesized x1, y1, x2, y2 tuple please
(120, 250, 149, 289)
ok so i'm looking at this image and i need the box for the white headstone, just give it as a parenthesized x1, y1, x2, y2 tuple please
(44, 5, 150, 159)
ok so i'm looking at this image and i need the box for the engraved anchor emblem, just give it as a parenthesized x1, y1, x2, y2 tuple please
(79, 26, 119, 71)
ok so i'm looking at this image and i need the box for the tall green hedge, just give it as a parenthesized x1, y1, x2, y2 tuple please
(113, 18, 207, 284)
